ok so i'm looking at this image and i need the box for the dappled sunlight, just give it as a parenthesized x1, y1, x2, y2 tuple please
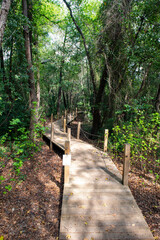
(44, 118, 155, 240)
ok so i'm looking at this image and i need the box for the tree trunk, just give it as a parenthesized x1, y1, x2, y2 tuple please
(57, 59, 64, 115)
(57, 63, 63, 115)
(155, 84, 160, 112)
(9, 37, 13, 84)
(135, 63, 152, 98)
(57, 29, 67, 115)
(0, 46, 12, 100)
(0, 0, 11, 47)
(92, 65, 108, 133)
(35, 36, 40, 116)
(37, 67, 40, 109)
(63, 0, 97, 99)
(63, 91, 67, 109)
(22, 0, 37, 137)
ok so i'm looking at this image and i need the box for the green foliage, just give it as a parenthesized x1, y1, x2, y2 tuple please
(0, 117, 45, 194)
(110, 111, 160, 182)
(1, 0, 160, 193)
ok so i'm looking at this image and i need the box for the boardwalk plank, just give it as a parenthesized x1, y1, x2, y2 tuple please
(43, 117, 154, 240)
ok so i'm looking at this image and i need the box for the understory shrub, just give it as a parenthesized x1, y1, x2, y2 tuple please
(110, 111, 160, 183)
(0, 118, 46, 194)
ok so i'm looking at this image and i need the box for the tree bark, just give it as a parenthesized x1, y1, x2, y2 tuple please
(37, 65, 40, 109)
(92, 65, 108, 133)
(22, 0, 37, 136)
(135, 63, 152, 98)
(0, 46, 12, 100)
(63, 91, 67, 109)
(155, 84, 160, 112)
(35, 36, 40, 115)
(9, 37, 13, 84)
(57, 29, 67, 115)
(0, 0, 11, 47)
(57, 60, 63, 114)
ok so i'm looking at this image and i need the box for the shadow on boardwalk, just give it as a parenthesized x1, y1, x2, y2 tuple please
(59, 148, 154, 240)
(43, 119, 154, 240)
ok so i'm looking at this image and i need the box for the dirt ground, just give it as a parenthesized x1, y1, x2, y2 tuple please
(0, 117, 160, 240)
(0, 143, 63, 240)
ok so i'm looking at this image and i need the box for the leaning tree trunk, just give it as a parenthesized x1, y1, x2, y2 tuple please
(0, 0, 11, 48)
(22, 0, 37, 137)
(63, 0, 97, 99)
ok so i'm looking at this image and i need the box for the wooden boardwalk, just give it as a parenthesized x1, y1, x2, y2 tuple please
(44, 119, 154, 240)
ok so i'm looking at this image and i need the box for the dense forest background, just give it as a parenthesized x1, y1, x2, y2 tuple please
(0, 0, 160, 190)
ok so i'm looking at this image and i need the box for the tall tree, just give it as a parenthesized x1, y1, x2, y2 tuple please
(155, 84, 160, 113)
(22, 0, 37, 136)
(0, 0, 11, 47)
(57, 28, 67, 115)
(63, 0, 108, 133)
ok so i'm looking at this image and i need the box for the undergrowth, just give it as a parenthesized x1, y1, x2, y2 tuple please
(0, 118, 46, 194)
(109, 111, 160, 184)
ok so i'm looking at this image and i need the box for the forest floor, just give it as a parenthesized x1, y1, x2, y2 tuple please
(0, 142, 63, 240)
(0, 117, 159, 240)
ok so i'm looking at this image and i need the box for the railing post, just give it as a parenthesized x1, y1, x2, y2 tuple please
(122, 143, 130, 185)
(50, 122, 54, 150)
(50, 114, 53, 149)
(64, 140, 70, 184)
(51, 113, 53, 124)
(104, 129, 109, 152)
(67, 128, 71, 141)
(65, 109, 67, 119)
(57, 111, 59, 119)
(77, 122, 81, 139)
(61, 115, 64, 128)
(63, 118, 66, 133)
(76, 107, 77, 118)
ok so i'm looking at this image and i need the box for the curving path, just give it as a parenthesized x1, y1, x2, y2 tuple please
(44, 118, 154, 240)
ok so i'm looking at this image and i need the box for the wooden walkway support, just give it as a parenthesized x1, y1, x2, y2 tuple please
(64, 140, 70, 184)
(43, 117, 154, 240)
(67, 128, 71, 141)
(77, 122, 81, 139)
(122, 143, 130, 185)
(50, 114, 53, 149)
(104, 129, 109, 152)
(63, 118, 66, 133)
